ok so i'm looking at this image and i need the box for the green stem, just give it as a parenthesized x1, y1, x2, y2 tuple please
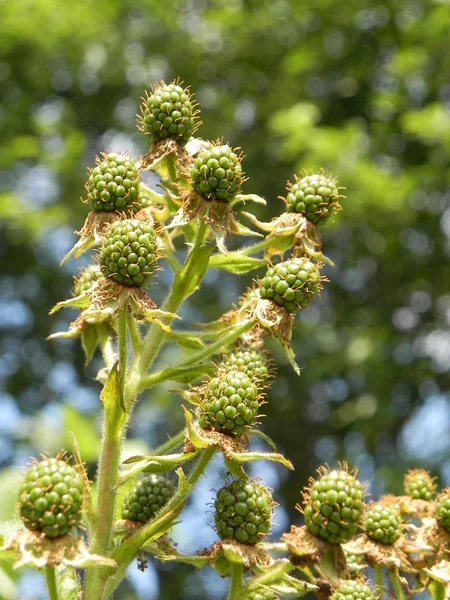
(228, 563, 244, 600)
(127, 312, 141, 354)
(153, 429, 186, 456)
(138, 318, 257, 392)
(45, 566, 59, 600)
(375, 564, 384, 599)
(163, 245, 182, 271)
(240, 559, 293, 598)
(102, 446, 217, 599)
(118, 309, 128, 399)
(239, 237, 275, 256)
(97, 324, 115, 370)
(389, 571, 405, 600)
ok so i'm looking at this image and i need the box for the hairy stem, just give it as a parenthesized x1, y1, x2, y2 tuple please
(97, 324, 116, 370)
(375, 564, 384, 598)
(239, 237, 276, 256)
(45, 566, 59, 600)
(389, 571, 405, 600)
(118, 308, 127, 400)
(228, 563, 244, 600)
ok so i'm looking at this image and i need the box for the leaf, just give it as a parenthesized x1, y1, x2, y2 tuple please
(64, 406, 100, 463)
(0, 566, 16, 600)
(60, 234, 96, 266)
(248, 429, 278, 450)
(118, 452, 197, 485)
(0, 470, 22, 521)
(71, 433, 94, 525)
(56, 566, 81, 600)
(169, 332, 206, 350)
(172, 245, 213, 299)
(231, 193, 267, 207)
(49, 293, 90, 315)
(229, 450, 293, 470)
(183, 406, 211, 450)
(80, 326, 99, 365)
(209, 252, 267, 274)
(153, 362, 215, 385)
(141, 308, 180, 332)
(101, 362, 127, 427)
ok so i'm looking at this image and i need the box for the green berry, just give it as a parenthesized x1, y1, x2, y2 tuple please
(86, 153, 140, 212)
(198, 370, 259, 437)
(364, 504, 402, 545)
(72, 265, 102, 297)
(122, 473, 174, 524)
(19, 458, 83, 538)
(285, 172, 341, 225)
(140, 81, 198, 145)
(404, 469, 436, 500)
(330, 580, 374, 600)
(214, 478, 272, 545)
(99, 219, 159, 286)
(436, 489, 450, 531)
(191, 142, 243, 201)
(304, 469, 364, 544)
(260, 257, 322, 313)
(220, 350, 270, 384)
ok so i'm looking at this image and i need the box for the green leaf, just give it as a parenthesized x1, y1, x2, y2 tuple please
(101, 362, 126, 428)
(60, 234, 96, 266)
(71, 433, 94, 525)
(229, 450, 293, 470)
(172, 245, 213, 300)
(183, 406, 211, 450)
(0, 470, 22, 521)
(49, 293, 90, 315)
(64, 406, 100, 463)
(118, 452, 197, 485)
(80, 326, 99, 365)
(248, 429, 278, 450)
(169, 332, 206, 350)
(0, 565, 16, 600)
(209, 252, 267, 274)
(231, 193, 267, 207)
(56, 566, 81, 600)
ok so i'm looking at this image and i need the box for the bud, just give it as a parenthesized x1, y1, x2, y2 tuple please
(219, 349, 271, 388)
(436, 489, 450, 531)
(363, 503, 402, 545)
(72, 265, 102, 297)
(404, 469, 436, 501)
(191, 141, 244, 202)
(284, 172, 342, 225)
(86, 153, 140, 212)
(330, 580, 374, 600)
(122, 473, 174, 524)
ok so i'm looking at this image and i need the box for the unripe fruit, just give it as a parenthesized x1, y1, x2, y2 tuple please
(404, 469, 436, 501)
(122, 473, 174, 524)
(86, 153, 140, 211)
(436, 489, 450, 531)
(72, 265, 102, 297)
(140, 81, 197, 145)
(364, 504, 402, 545)
(191, 142, 243, 201)
(285, 173, 340, 225)
(304, 469, 364, 544)
(198, 370, 259, 437)
(260, 257, 322, 313)
(19, 458, 83, 539)
(330, 580, 374, 600)
(220, 350, 269, 383)
(99, 219, 159, 286)
(214, 478, 272, 545)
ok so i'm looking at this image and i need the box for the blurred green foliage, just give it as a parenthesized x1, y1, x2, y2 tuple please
(1, 0, 449, 598)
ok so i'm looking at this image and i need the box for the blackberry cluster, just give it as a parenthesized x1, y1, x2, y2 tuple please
(122, 473, 174, 524)
(191, 143, 243, 201)
(198, 370, 259, 437)
(72, 265, 102, 297)
(19, 458, 83, 539)
(220, 349, 269, 383)
(214, 478, 272, 545)
(86, 153, 140, 212)
(304, 469, 364, 544)
(139, 81, 197, 145)
(99, 219, 159, 286)
(330, 581, 374, 600)
(285, 173, 340, 225)
(364, 504, 402, 545)
(260, 257, 322, 313)
(404, 470, 436, 501)
(436, 490, 450, 531)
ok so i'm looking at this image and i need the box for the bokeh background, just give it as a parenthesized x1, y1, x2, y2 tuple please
(1, 0, 450, 598)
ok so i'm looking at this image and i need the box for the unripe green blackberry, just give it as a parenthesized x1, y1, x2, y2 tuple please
(436, 489, 450, 531)
(139, 81, 198, 145)
(122, 473, 174, 524)
(330, 580, 374, 600)
(99, 219, 159, 286)
(303, 469, 364, 544)
(285, 172, 341, 225)
(220, 350, 269, 383)
(260, 257, 322, 313)
(191, 142, 244, 201)
(364, 503, 402, 545)
(72, 265, 102, 297)
(86, 153, 140, 212)
(404, 469, 436, 500)
(214, 478, 272, 545)
(198, 370, 259, 437)
(19, 458, 83, 539)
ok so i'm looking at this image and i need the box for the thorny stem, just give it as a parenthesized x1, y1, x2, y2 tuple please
(45, 566, 59, 600)
(239, 237, 274, 256)
(228, 563, 244, 600)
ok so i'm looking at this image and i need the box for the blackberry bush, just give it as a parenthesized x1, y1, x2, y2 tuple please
(99, 219, 159, 286)
(303, 468, 364, 544)
(139, 81, 198, 145)
(364, 503, 402, 545)
(191, 142, 244, 201)
(86, 153, 140, 212)
(122, 474, 174, 524)
(19, 458, 83, 539)
(260, 257, 322, 313)
(198, 370, 260, 436)
(214, 478, 272, 544)
(285, 172, 341, 225)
